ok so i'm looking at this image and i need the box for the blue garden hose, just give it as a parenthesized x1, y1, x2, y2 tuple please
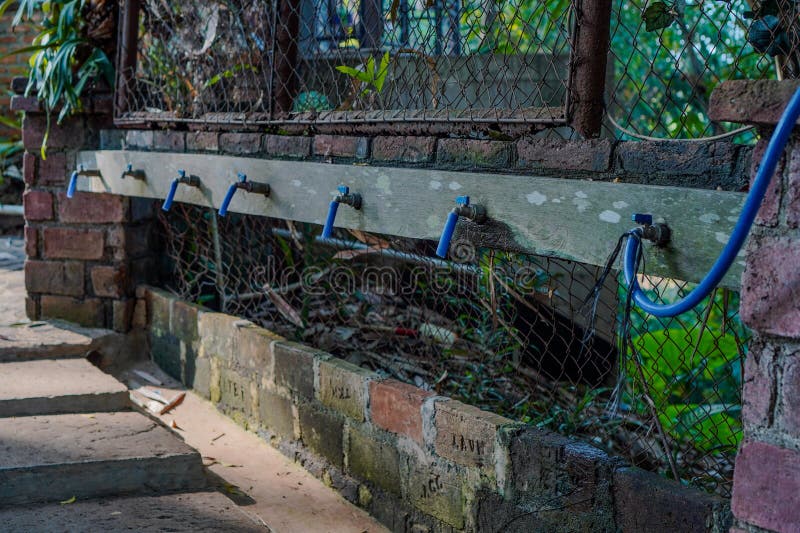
(623, 85, 800, 317)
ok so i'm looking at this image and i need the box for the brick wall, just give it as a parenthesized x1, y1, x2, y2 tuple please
(141, 285, 731, 532)
(0, 9, 37, 125)
(14, 93, 157, 330)
(710, 80, 800, 533)
(106, 128, 753, 193)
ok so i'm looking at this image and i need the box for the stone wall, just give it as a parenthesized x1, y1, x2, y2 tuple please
(140, 285, 731, 532)
(710, 80, 800, 533)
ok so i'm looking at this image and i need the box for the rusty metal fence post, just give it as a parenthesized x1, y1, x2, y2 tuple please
(569, 0, 612, 138)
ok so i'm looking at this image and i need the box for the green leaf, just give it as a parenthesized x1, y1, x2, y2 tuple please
(60, 496, 76, 505)
(335, 65, 371, 83)
(643, 2, 675, 32)
(374, 52, 390, 92)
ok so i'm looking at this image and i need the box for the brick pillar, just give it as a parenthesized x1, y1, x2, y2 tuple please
(13, 90, 154, 331)
(710, 80, 800, 532)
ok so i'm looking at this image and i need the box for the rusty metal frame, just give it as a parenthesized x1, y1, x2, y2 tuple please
(113, 0, 611, 137)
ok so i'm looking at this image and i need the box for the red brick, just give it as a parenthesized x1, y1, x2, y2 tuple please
(778, 355, 800, 437)
(742, 338, 776, 429)
(709, 80, 800, 126)
(517, 138, 612, 173)
(25, 296, 38, 320)
(43, 227, 104, 260)
(57, 192, 127, 223)
(91, 265, 128, 298)
(24, 225, 37, 258)
(24, 260, 84, 297)
(40, 295, 105, 327)
(732, 440, 800, 531)
(187, 132, 219, 152)
(313, 135, 369, 159)
(23, 190, 52, 221)
(22, 114, 85, 151)
(219, 133, 262, 155)
(23, 152, 34, 185)
(369, 379, 433, 443)
(752, 138, 784, 227)
(785, 143, 800, 229)
(437, 139, 512, 168)
(38, 152, 67, 186)
(740, 235, 800, 337)
(264, 135, 311, 158)
(153, 130, 186, 152)
(372, 136, 435, 163)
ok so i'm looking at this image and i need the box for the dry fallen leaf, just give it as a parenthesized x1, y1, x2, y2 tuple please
(171, 419, 181, 430)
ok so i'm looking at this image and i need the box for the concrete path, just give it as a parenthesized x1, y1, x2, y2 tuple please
(0, 248, 385, 532)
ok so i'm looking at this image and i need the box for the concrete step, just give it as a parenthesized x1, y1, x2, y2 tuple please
(0, 321, 122, 362)
(0, 412, 206, 507)
(0, 358, 130, 417)
(0, 491, 266, 532)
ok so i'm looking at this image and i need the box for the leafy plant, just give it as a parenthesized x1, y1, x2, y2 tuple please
(0, 113, 23, 183)
(336, 51, 391, 98)
(0, 0, 115, 158)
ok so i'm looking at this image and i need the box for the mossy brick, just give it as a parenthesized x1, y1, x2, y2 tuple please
(144, 287, 174, 334)
(615, 466, 729, 533)
(150, 332, 182, 381)
(198, 312, 240, 359)
(437, 139, 512, 168)
(258, 388, 296, 440)
(298, 401, 344, 468)
(191, 356, 213, 399)
(406, 461, 465, 529)
(236, 325, 281, 377)
(218, 367, 258, 428)
(433, 399, 513, 468)
(171, 299, 202, 346)
(508, 427, 572, 497)
(273, 341, 323, 400)
(347, 424, 402, 496)
(318, 358, 376, 421)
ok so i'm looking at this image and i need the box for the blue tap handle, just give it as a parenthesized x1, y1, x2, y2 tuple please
(66, 170, 79, 199)
(162, 178, 180, 212)
(436, 210, 460, 258)
(321, 200, 340, 239)
(219, 173, 247, 217)
(219, 183, 238, 217)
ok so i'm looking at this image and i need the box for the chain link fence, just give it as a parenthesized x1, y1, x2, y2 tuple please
(115, 0, 573, 127)
(116, 0, 797, 138)
(155, 204, 748, 497)
(607, 0, 796, 140)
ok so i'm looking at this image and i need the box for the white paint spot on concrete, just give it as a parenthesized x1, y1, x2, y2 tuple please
(699, 213, 720, 224)
(305, 189, 317, 196)
(599, 210, 621, 223)
(291, 179, 302, 187)
(526, 191, 547, 205)
(573, 198, 590, 212)
(551, 198, 561, 203)
(448, 181, 462, 191)
(427, 214, 440, 228)
(376, 175, 392, 194)
(613, 200, 629, 209)
(738, 261, 746, 267)
(429, 180, 442, 191)
(715, 232, 729, 244)
(727, 216, 739, 223)
(575, 191, 588, 199)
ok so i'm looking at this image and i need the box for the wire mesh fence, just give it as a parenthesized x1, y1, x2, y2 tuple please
(116, 0, 573, 126)
(116, 0, 797, 138)
(155, 203, 748, 497)
(606, 0, 797, 140)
